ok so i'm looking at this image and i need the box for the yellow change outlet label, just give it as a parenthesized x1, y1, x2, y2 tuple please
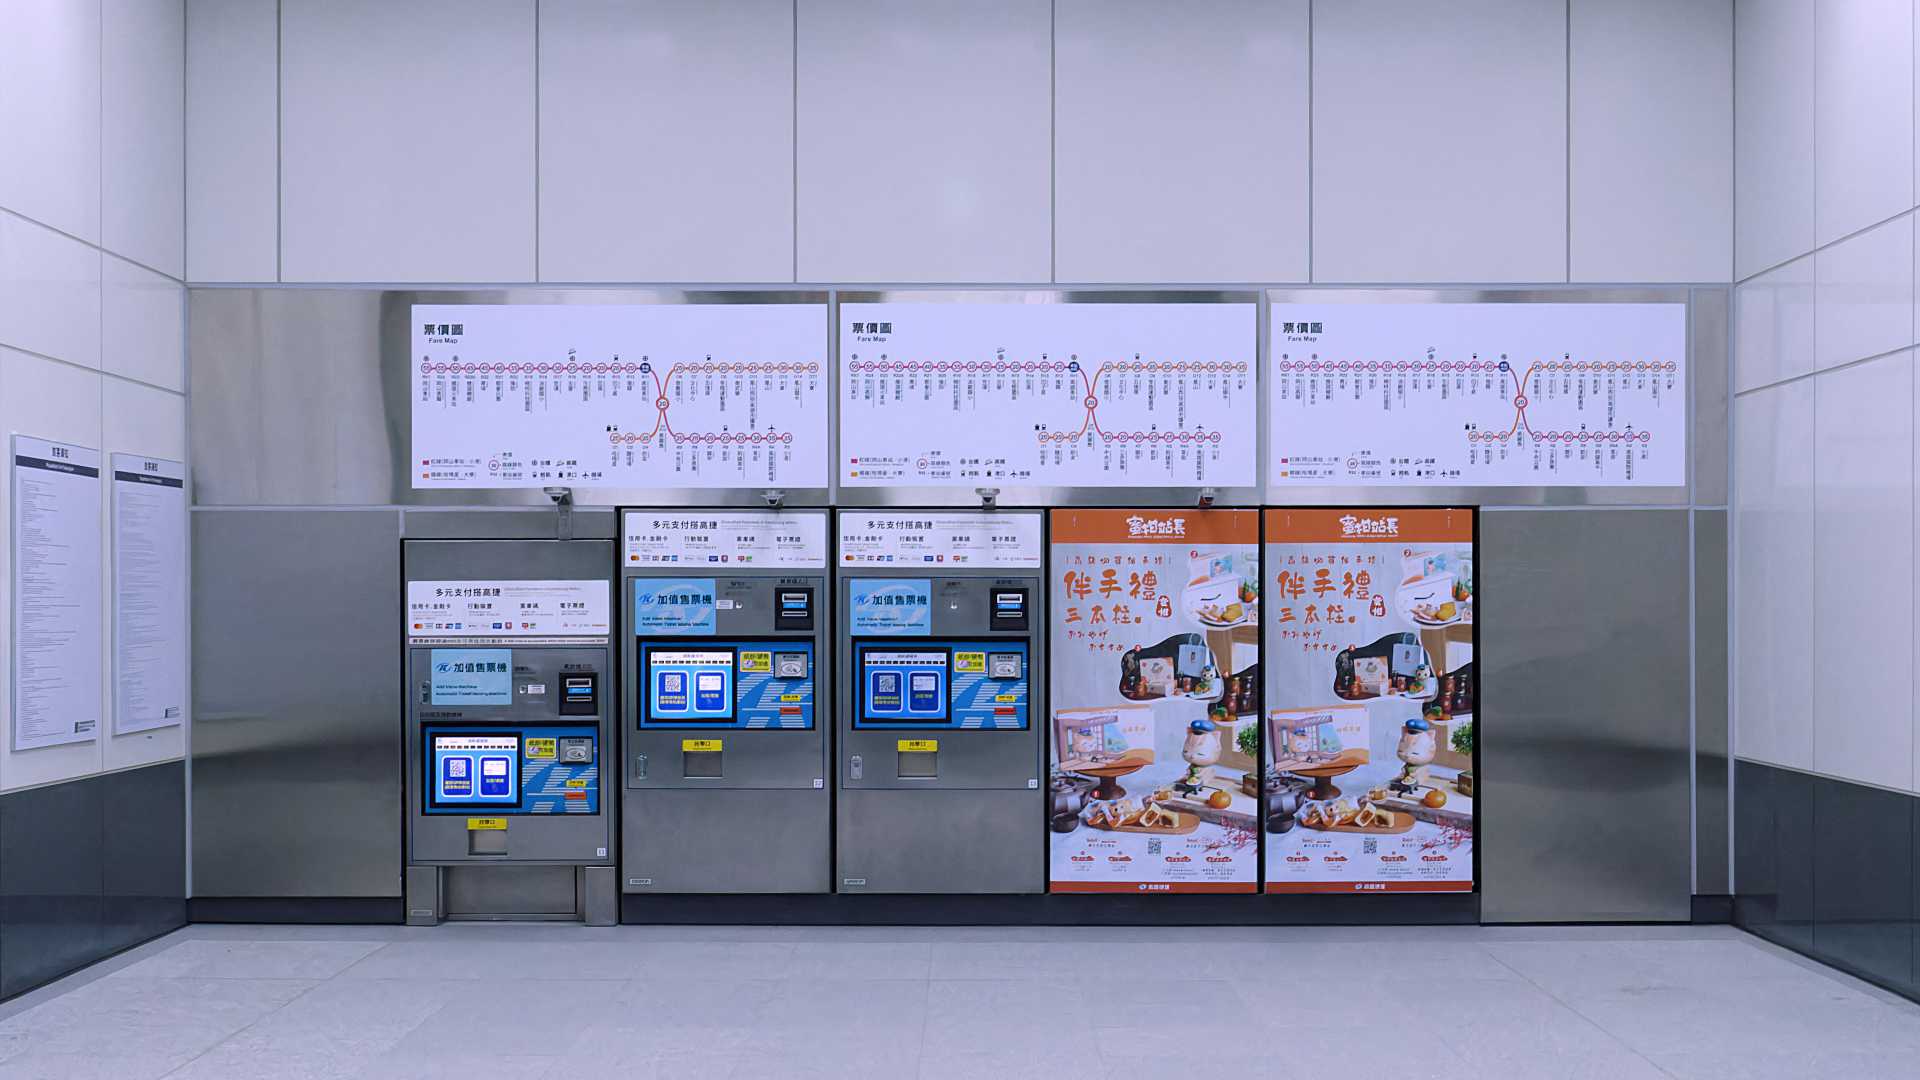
(995, 694, 1019, 703)
(566, 778, 588, 789)
(523, 738, 557, 761)
(897, 739, 938, 753)
(779, 693, 803, 703)
(682, 738, 724, 753)
(466, 818, 507, 831)
(954, 651, 986, 673)
(739, 651, 772, 673)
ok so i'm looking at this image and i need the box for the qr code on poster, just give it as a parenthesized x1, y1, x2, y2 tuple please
(1363, 839, 1377, 855)
(1147, 839, 1162, 855)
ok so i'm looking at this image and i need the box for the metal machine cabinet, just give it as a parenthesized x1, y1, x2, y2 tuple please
(402, 539, 617, 924)
(834, 510, 1047, 893)
(620, 509, 832, 894)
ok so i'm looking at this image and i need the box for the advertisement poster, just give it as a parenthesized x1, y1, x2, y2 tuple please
(1262, 508, 1476, 893)
(1268, 299, 1686, 486)
(839, 300, 1256, 488)
(1048, 509, 1260, 893)
(410, 302, 827, 489)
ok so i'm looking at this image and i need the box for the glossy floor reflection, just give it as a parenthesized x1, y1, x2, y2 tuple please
(0, 923, 1915, 1079)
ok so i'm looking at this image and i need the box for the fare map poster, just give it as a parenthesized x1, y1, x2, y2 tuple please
(839, 301, 1256, 488)
(1262, 509, 1476, 893)
(1268, 300, 1686, 486)
(1048, 509, 1260, 893)
(411, 303, 827, 489)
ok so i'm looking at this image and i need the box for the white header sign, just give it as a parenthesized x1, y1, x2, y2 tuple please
(837, 512, 1044, 568)
(410, 303, 828, 490)
(622, 510, 828, 568)
(407, 579, 611, 638)
(838, 301, 1256, 488)
(112, 454, 187, 736)
(10, 435, 103, 751)
(1268, 300, 1687, 487)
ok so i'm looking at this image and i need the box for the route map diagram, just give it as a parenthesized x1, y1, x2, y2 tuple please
(411, 304, 827, 489)
(1268, 301, 1687, 487)
(838, 301, 1257, 487)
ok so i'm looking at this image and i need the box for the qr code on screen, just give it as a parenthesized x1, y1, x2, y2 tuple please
(1363, 839, 1378, 855)
(1147, 839, 1162, 855)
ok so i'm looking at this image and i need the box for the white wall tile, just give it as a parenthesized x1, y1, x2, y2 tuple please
(1735, 256, 1816, 392)
(1814, 0, 1914, 246)
(1735, 382, 1815, 770)
(0, 348, 106, 793)
(0, 0, 102, 242)
(1569, 0, 1732, 283)
(1811, 351, 1915, 790)
(1813, 213, 1916, 373)
(186, 0, 278, 282)
(796, 0, 1051, 283)
(538, 0, 793, 283)
(1054, 0, 1308, 283)
(101, 378, 187, 773)
(102, 256, 185, 392)
(280, 0, 536, 282)
(1735, 0, 1817, 278)
(0, 214, 103, 370)
(103, 0, 186, 278)
(1311, 0, 1566, 284)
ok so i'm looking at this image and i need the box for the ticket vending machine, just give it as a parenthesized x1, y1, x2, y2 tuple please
(620, 510, 832, 893)
(835, 510, 1046, 893)
(403, 539, 617, 924)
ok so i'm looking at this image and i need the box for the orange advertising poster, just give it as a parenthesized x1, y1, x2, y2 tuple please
(1262, 507, 1473, 545)
(1047, 508, 1261, 894)
(1261, 506, 1476, 895)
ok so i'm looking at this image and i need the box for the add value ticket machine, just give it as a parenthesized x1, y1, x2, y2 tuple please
(835, 510, 1047, 893)
(621, 510, 832, 893)
(403, 539, 617, 924)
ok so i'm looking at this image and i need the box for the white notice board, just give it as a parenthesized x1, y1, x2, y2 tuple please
(1268, 300, 1688, 487)
(10, 435, 104, 751)
(112, 454, 187, 735)
(411, 303, 828, 489)
(622, 511, 828, 568)
(838, 300, 1257, 488)
(406, 579, 612, 639)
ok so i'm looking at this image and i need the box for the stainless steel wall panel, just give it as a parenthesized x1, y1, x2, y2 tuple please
(401, 508, 617, 542)
(1691, 288, 1731, 506)
(1479, 508, 1693, 922)
(1696, 510, 1730, 894)
(190, 509, 402, 898)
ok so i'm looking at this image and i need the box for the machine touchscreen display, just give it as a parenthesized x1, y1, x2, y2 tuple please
(859, 648, 950, 725)
(646, 648, 737, 724)
(430, 733, 520, 807)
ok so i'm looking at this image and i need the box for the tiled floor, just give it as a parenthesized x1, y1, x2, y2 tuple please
(0, 923, 1915, 1078)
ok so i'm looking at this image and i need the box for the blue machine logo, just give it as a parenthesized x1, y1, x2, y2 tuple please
(633, 578, 718, 635)
(848, 579, 931, 635)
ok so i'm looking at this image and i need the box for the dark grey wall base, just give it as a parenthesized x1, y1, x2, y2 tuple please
(621, 892, 1482, 926)
(1735, 760, 1918, 1003)
(0, 761, 186, 1000)
(187, 897, 405, 924)
(1690, 894, 1733, 924)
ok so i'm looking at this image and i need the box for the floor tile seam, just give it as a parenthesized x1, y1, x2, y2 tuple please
(1472, 941, 1685, 1078)
(151, 975, 334, 1080)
